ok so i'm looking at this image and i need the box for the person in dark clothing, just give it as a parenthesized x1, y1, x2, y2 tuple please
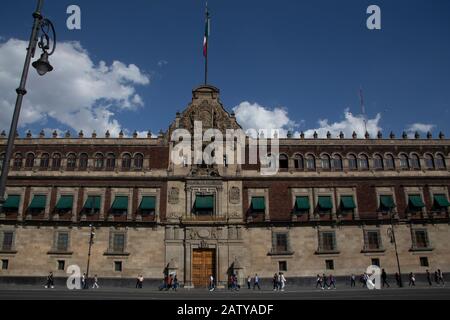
(322, 274, 329, 290)
(426, 270, 433, 286)
(272, 273, 278, 291)
(247, 275, 251, 289)
(316, 274, 323, 289)
(409, 273, 416, 287)
(350, 274, 356, 288)
(45, 271, 54, 289)
(253, 274, 261, 290)
(381, 269, 390, 288)
(435, 271, 440, 285)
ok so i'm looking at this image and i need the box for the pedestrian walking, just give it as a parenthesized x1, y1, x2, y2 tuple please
(426, 270, 432, 286)
(438, 269, 445, 286)
(272, 273, 278, 291)
(316, 274, 323, 289)
(350, 274, 356, 288)
(247, 275, 251, 289)
(408, 272, 416, 287)
(173, 275, 179, 291)
(92, 274, 99, 289)
(81, 272, 87, 289)
(381, 269, 390, 288)
(280, 273, 287, 291)
(209, 274, 215, 291)
(139, 275, 144, 289)
(434, 271, 440, 285)
(361, 273, 368, 288)
(322, 273, 329, 290)
(44, 271, 54, 289)
(329, 274, 336, 290)
(136, 275, 141, 289)
(253, 274, 261, 290)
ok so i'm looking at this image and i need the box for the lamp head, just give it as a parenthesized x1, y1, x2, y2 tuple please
(32, 52, 53, 76)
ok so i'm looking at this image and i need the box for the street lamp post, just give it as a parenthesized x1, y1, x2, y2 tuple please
(85, 224, 95, 289)
(388, 208, 403, 287)
(0, 0, 56, 215)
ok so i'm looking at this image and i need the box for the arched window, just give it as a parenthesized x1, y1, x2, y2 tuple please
(358, 155, 369, 170)
(306, 155, 316, 170)
(294, 154, 304, 170)
(67, 153, 77, 170)
(40, 153, 50, 169)
(373, 154, 384, 170)
(348, 154, 358, 170)
(13, 153, 23, 170)
(435, 154, 446, 170)
(79, 153, 88, 170)
(94, 153, 104, 169)
(122, 154, 131, 170)
(25, 153, 35, 168)
(409, 154, 420, 170)
(106, 153, 116, 170)
(279, 154, 289, 170)
(385, 155, 395, 170)
(52, 153, 61, 169)
(134, 154, 144, 170)
(321, 155, 331, 170)
(333, 155, 343, 171)
(425, 154, 434, 170)
(399, 154, 409, 169)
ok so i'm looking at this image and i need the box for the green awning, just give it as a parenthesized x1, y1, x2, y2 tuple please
(29, 195, 46, 209)
(251, 197, 265, 211)
(380, 195, 395, 209)
(341, 196, 356, 209)
(194, 195, 214, 209)
(295, 196, 310, 211)
(409, 195, 425, 208)
(56, 195, 73, 210)
(4, 195, 20, 209)
(318, 196, 333, 210)
(139, 196, 156, 210)
(434, 194, 450, 208)
(111, 196, 128, 210)
(83, 196, 101, 210)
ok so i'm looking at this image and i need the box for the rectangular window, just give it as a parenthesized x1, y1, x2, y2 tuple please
(365, 231, 382, 251)
(112, 234, 125, 253)
(83, 196, 101, 215)
(319, 231, 337, 252)
(56, 232, 69, 252)
(2, 232, 14, 251)
(278, 261, 287, 272)
(317, 196, 333, 214)
(57, 260, 65, 271)
(325, 260, 334, 270)
(114, 261, 123, 272)
(414, 230, 429, 249)
(274, 233, 288, 253)
(420, 257, 429, 267)
(371, 258, 380, 267)
(1, 259, 8, 270)
(194, 195, 215, 216)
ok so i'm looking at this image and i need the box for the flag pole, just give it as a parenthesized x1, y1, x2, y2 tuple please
(204, 1, 209, 85)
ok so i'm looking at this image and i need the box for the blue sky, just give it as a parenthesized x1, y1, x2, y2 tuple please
(0, 0, 449, 137)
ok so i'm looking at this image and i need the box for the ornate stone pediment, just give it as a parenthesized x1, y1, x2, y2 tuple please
(169, 85, 242, 135)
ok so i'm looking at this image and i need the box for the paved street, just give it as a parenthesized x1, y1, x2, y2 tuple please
(0, 286, 449, 300)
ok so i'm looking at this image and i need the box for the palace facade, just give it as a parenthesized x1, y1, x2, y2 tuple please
(0, 85, 449, 287)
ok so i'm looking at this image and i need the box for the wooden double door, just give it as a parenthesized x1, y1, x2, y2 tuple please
(192, 249, 216, 287)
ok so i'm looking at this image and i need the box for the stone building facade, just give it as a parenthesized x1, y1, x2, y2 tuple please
(0, 85, 449, 287)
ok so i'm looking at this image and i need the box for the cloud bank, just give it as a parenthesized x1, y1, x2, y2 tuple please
(0, 38, 150, 136)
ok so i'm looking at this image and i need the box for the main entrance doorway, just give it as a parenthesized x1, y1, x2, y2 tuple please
(192, 249, 216, 287)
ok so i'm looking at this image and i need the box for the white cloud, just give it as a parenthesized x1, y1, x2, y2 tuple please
(0, 38, 150, 136)
(233, 102, 382, 139)
(304, 109, 382, 138)
(406, 123, 435, 134)
(233, 101, 298, 137)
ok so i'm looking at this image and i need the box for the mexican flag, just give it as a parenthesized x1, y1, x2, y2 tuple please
(203, 9, 210, 57)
